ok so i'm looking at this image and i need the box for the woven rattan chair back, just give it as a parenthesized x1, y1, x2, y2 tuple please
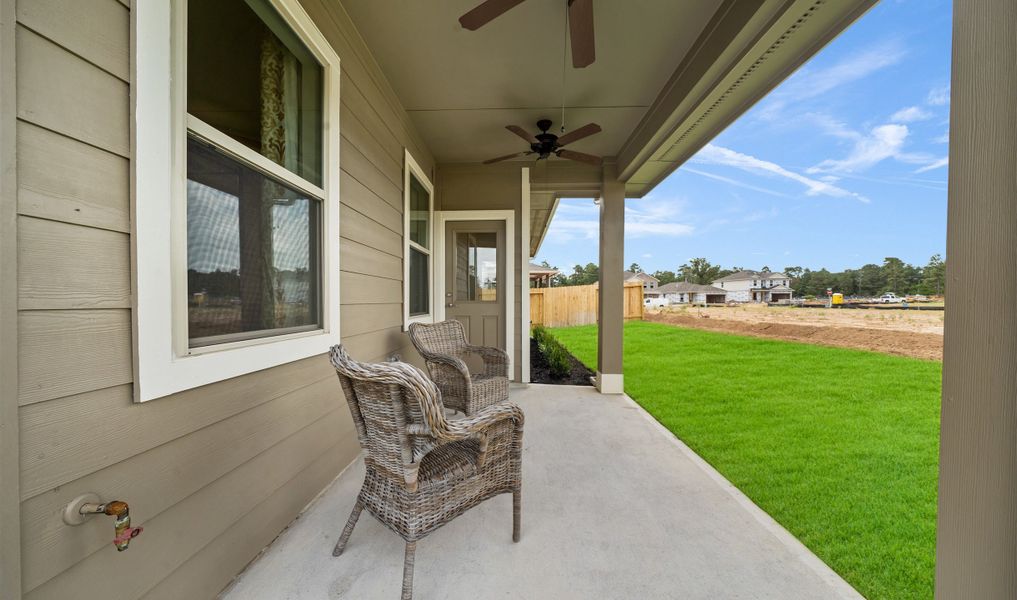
(407, 319, 468, 358)
(408, 320, 510, 415)
(329, 344, 523, 600)
(331, 345, 445, 489)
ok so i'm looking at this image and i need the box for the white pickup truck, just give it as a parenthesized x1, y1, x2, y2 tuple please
(877, 293, 905, 304)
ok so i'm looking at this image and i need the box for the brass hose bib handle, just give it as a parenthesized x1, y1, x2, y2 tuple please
(63, 494, 143, 551)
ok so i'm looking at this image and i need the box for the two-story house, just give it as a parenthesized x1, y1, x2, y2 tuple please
(713, 270, 794, 303)
(624, 271, 660, 293)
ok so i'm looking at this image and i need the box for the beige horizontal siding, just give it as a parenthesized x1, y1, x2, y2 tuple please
(14, 0, 435, 596)
(341, 168, 402, 233)
(16, 25, 128, 156)
(139, 441, 354, 600)
(19, 356, 334, 499)
(18, 216, 130, 309)
(16, 0, 129, 80)
(16, 121, 130, 232)
(340, 237, 402, 280)
(341, 204, 403, 256)
(20, 376, 339, 591)
(342, 136, 403, 209)
(24, 415, 347, 600)
(341, 271, 402, 305)
(18, 309, 133, 405)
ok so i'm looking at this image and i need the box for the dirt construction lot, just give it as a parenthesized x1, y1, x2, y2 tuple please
(646, 304, 944, 361)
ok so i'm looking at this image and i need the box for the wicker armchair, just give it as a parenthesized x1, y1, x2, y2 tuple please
(329, 345, 524, 600)
(408, 320, 510, 415)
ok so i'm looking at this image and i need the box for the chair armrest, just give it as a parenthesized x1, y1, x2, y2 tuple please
(420, 352, 469, 383)
(463, 345, 510, 377)
(441, 401, 524, 442)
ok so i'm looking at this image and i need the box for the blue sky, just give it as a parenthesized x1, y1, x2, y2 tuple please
(535, 0, 952, 274)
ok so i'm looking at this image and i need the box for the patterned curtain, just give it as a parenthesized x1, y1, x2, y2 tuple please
(257, 31, 299, 328)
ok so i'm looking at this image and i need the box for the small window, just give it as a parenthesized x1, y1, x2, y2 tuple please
(454, 232, 498, 302)
(404, 151, 434, 328)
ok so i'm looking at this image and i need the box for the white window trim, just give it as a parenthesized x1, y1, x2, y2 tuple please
(403, 150, 435, 330)
(131, 0, 341, 402)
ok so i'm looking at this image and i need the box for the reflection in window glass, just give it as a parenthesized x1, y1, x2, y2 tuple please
(186, 137, 321, 347)
(455, 232, 497, 302)
(188, 0, 323, 185)
(408, 174, 429, 248)
(409, 247, 429, 316)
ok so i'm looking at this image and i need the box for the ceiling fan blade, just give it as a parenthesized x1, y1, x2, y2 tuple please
(459, 0, 527, 30)
(556, 122, 602, 146)
(568, 0, 595, 68)
(483, 151, 530, 164)
(556, 149, 603, 166)
(506, 125, 538, 144)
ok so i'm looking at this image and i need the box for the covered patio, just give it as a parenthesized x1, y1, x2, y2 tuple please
(222, 384, 860, 599)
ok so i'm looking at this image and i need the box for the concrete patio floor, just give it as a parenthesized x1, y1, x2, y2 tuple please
(221, 384, 862, 599)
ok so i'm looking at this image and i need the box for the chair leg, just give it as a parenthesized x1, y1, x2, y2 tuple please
(401, 541, 416, 600)
(512, 488, 521, 542)
(332, 500, 363, 557)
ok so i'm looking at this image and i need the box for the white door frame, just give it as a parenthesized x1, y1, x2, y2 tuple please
(435, 210, 516, 381)
(520, 168, 530, 383)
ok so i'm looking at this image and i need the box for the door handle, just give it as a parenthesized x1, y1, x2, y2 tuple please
(446, 303, 455, 308)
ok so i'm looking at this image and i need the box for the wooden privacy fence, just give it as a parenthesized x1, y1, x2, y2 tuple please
(530, 282, 644, 328)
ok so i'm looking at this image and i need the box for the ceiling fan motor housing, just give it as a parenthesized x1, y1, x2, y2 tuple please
(532, 119, 559, 158)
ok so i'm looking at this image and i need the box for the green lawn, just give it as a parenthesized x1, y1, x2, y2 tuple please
(551, 320, 941, 600)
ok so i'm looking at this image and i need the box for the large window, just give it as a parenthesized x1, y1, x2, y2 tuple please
(132, 0, 340, 401)
(186, 0, 324, 347)
(404, 151, 434, 329)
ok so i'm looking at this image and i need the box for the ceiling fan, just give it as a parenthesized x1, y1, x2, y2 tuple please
(459, 0, 595, 68)
(483, 119, 603, 166)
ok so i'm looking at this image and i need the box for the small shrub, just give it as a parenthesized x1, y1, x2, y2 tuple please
(532, 325, 572, 378)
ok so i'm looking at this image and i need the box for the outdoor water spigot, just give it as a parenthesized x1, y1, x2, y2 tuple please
(64, 495, 143, 551)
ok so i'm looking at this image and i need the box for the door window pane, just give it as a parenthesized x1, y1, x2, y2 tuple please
(455, 232, 497, 302)
(408, 174, 429, 248)
(408, 247, 429, 316)
(187, 137, 321, 347)
(188, 0, 323, 185)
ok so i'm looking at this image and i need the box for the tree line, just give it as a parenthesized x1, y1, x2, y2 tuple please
(537, 254, 946, 298)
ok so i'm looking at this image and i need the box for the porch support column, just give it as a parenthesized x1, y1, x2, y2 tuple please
(596, 163, 624, 394)
(936, 1, 1017, 598)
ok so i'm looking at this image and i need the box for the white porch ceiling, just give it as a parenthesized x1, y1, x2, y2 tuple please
(340, 0, 724, 165)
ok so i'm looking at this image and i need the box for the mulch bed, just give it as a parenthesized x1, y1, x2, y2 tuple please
(529, 337, 594, 385)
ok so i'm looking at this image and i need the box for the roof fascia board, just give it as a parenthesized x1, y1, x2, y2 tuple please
(616, 0, 785, 182)
(618, 0, 877, 198)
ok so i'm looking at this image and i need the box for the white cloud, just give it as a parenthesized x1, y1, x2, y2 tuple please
(933, 131, 950, 144)
(914, 157, 948, 173)
(543, 199, 694, 242)
(808, 124, 910, 173)
(802, 113, 862, 140)
(927, 84, 950, 106)
(642, 253, 653, 259)
(693, 144, 869, 203)
(758, 41, 906, 119)
(890, 106, 932, 123)
(625, 201, 694, 237)
(681, 167, 792, 198)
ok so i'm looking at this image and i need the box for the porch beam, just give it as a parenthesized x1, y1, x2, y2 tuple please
(936, 1, 1017, 597)
(596, 163, 624, 394)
